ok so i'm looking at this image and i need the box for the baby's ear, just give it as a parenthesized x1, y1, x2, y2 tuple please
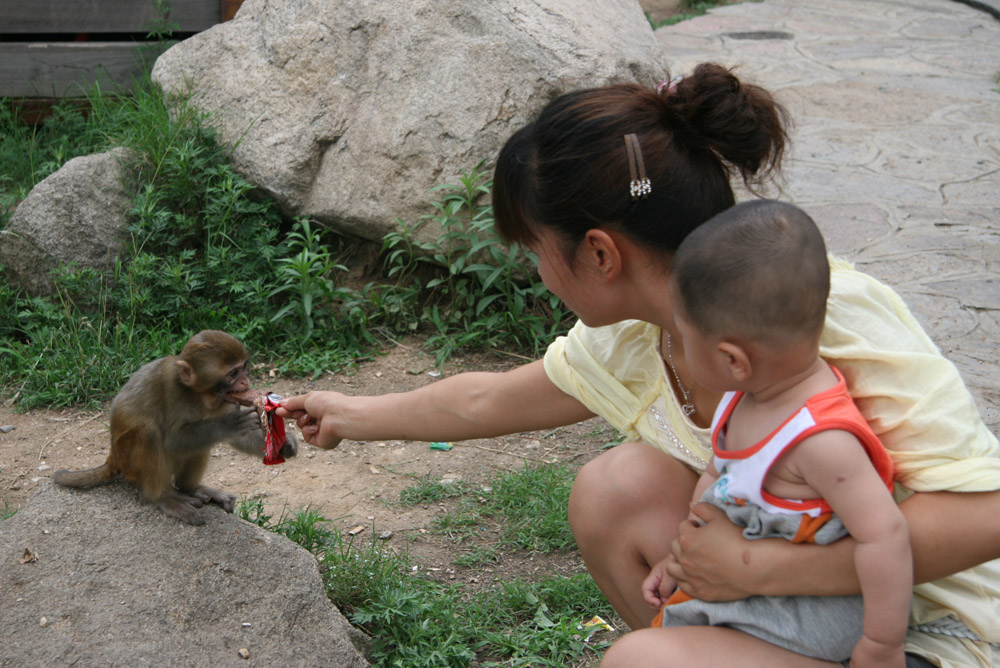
(717, 341, 751, 382)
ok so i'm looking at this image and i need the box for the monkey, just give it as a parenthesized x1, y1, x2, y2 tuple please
(53, 330, 297, 526)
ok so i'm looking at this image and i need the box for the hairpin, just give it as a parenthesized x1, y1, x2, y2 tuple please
(624, 133, 651, 201)
(656, 76, 683, 95)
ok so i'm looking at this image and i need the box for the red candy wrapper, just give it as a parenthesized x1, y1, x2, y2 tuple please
(262, 393, 286, 466)
(228, 389, 288, 466)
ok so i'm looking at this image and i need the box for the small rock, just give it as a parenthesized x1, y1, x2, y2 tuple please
(238, 647, 250, 659)
(378, 530, 393, 541)
(37, 463, 51, 472)
(39, 617, 48, 627)
(0, 425, 15, 433)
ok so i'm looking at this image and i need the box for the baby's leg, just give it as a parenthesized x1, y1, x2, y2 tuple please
(599, 625, 840, 668)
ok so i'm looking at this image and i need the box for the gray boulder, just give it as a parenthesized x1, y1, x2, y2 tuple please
(151, 0, 669, 244)
(0, 148, 133, 298)
(0, 481, 370, 668)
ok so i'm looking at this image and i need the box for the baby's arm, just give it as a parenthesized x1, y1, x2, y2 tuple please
(792, 431, 912, 668)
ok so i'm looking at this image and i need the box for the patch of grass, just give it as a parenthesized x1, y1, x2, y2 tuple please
(396, 462, 577, 554)
(439, 462, 577, 553)
(238, 498, 614, 667)
(1, 499, 14, 520)
(647, 0, 752, 28)
(396, 472, 470, 506)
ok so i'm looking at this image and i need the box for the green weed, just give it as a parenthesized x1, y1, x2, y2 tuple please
(384, 165, 573, 365)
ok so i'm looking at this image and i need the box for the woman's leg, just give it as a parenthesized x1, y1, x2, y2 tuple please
(599, 626, 840, 668)
(569, 442, 698, 629)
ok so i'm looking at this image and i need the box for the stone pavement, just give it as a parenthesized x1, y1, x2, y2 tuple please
(655, 0, 1000, 432)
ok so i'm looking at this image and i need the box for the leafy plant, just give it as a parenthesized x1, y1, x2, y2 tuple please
(384, 165, 572, 365)
(269, 218, 350, 342)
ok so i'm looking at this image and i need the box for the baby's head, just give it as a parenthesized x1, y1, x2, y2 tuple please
(670, 199, 829, 354)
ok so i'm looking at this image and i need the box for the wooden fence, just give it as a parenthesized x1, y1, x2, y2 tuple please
(0, 0, 242, 99)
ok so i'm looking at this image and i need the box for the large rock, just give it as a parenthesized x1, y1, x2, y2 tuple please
(0, 481, 370, 668)
(0, 149, 133, 297)
(152, 0, 669, 244)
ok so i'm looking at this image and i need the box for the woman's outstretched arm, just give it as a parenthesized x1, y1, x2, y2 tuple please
(278, 359, 596, 449)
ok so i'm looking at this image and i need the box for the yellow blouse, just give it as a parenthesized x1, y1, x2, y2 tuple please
(543, 258, 999, 667)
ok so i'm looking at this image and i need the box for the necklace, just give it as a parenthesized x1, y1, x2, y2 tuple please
(665, 333, 696, 417)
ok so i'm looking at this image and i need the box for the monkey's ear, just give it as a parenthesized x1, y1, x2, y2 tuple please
(176, 359, 196, 387)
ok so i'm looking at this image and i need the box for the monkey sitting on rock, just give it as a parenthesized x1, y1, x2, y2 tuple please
(54, 330, 297, 525)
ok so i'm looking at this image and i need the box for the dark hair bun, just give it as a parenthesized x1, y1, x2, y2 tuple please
(661, 63, 789, 187)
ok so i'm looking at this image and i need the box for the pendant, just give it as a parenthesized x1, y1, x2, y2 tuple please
(681, 403, 695, 417)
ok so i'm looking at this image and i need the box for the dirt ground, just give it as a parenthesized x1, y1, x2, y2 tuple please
(0, 340, 621, 625)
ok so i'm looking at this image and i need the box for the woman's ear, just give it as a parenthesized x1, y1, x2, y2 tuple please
(581, 229, 622, 282)
(717, 341, 752, 382)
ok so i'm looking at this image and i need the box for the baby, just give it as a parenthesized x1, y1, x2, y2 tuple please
(645, 199, 912, 667)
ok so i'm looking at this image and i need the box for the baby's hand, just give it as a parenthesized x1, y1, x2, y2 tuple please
(641, 556, 676, 609)
(849, 635, 905, 668)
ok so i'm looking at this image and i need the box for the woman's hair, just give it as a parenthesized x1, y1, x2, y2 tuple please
(492, 63, 790, 256)
(672, 199, 830, 347)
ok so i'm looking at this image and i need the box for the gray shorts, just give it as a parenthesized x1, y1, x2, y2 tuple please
(660, 593, 863, 662)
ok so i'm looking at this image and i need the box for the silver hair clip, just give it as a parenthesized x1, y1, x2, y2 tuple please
(624, 133, 651, 201)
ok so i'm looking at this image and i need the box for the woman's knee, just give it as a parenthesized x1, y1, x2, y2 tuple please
(600, 628, 682, 668)
(569, 443, 697, 547)
(570, 443, 696, 526)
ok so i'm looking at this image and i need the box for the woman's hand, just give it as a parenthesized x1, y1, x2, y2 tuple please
(664, 502, 757, 601)
(277, 391, 346, 449)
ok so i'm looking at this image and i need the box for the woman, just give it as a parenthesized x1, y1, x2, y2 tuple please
(279, 63, 1000, 667)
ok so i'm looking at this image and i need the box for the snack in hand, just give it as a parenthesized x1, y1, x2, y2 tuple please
(228, 389, 288, 465)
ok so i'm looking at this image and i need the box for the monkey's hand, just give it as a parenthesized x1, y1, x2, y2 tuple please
(280, 431, 298, 459)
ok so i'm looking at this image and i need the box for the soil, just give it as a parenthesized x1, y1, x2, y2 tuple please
(0, 339, 626, 644)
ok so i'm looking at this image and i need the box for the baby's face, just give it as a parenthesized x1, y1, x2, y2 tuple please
(669, 284, 735, 393)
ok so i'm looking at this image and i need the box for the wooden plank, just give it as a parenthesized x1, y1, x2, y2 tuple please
(0, 42, 164, 98)
(0, 0, 220, 34)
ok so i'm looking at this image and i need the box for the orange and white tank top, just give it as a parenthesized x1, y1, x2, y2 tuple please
(710, 366, 893, 518)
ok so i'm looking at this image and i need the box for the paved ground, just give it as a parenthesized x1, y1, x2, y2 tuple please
(655, 0, 1000, 432)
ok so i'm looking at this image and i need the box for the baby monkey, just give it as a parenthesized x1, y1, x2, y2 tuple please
(54, 330, 297, 525)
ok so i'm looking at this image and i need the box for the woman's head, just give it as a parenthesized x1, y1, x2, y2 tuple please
(493, 63, 789, 259)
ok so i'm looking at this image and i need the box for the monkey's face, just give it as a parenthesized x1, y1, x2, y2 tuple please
(213, 359, 250, 399)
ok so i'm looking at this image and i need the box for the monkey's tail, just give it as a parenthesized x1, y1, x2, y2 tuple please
(52, 461, 119, 488)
